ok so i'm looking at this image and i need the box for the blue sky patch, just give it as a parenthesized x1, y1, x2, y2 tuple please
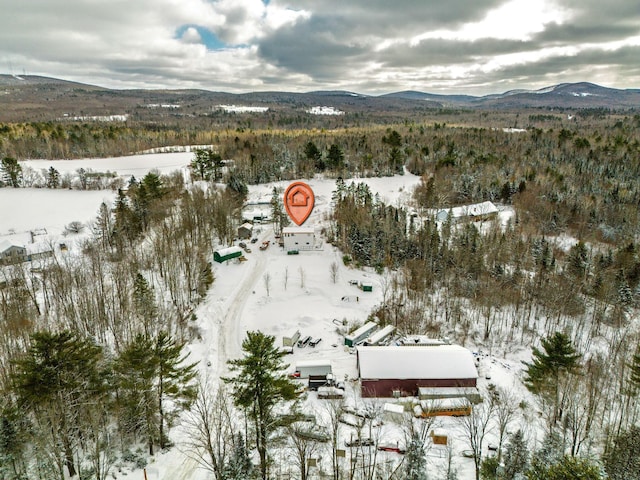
(176, 25, 226, 50)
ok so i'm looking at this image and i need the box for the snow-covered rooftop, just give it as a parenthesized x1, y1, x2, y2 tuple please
(357, 345, 478, 380)
(437, 200, 498, 220)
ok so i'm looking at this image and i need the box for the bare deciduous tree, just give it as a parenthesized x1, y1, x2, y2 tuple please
(181, 380, 237, 480)
(330, 261, 339, 284)
(458, 400, 495, 480)
(263, 272, 271, 297)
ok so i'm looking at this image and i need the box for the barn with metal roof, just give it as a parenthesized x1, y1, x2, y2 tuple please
(356, 345, 478, 398)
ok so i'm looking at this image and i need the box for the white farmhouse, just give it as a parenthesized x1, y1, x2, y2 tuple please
(282, 226, 317, 251)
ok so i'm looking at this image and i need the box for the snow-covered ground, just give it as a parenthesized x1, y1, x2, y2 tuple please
(1, 154, 532, 479)
(307, 106, 345, 115)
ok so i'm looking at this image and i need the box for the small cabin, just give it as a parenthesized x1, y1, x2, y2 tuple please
(237, 222, 253, 240)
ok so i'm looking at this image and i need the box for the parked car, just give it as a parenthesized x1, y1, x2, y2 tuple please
(239, 242, 247, 248)
(250, 237, 258, 243)
(309, 338, 322, 347)
(346, 437, 374, 447)
(297, 335, 311, 348)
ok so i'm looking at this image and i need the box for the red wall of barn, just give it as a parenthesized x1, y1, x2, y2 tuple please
(360, 378, 477, 398)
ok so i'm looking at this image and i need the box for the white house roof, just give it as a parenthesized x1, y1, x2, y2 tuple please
(357, 345, 478, 380)
(282, 226, 315, 234)
(438, 201, 498, 219)
(215, 246, 243, 256)
(239, 222, 253, 230)
(346, 321, 378, 340)
(296, 359, 332, 368)
(25, 241, 54, 255)
(0, 239, 23, 253)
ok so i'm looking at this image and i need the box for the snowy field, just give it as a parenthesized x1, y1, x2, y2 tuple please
(1, 154, 531, 480)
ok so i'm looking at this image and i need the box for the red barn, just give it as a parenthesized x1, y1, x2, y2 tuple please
(357, 345, 478, 398)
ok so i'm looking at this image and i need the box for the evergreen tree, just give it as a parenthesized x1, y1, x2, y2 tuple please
(93, 201, 114, 250)
(223, 433, 254, 480)
(604, 425, 640, 480)
(224, 331, 299, 480)
(403, 432, 427, 480)
(154, 331, 197, 449)
(226, 173, 248, 201)
(12, 331, 106, 478)
(382, 129, 402, 147)
(0, 403, 28, 479)
(304, 141, 323, 171)
(191, 149, 222, 181)
(271, 186, 290, 236)
(502, 429, 528, 480)
(115, 334, 159, 454)
(526, 431, 564, 479)
(327, 144, 344, 170)
(46, 166, 60, 188)
(523, 332, 581, 423)
(526, 455, 603, 480)
(389, 146, 404, 175)
(133, 273, 158, 336)
(141, 171, 163, 199)
(1, 157, 22, 187)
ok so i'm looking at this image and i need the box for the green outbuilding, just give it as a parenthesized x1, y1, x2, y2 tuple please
(214, 246, 243, 263)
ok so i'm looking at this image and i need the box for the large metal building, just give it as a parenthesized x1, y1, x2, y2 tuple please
(356, 345, 478, 398)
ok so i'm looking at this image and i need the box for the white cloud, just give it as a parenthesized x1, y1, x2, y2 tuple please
(180, 27, 203, 44)
(0, 0, 638, 95)
(411, 0, 572, 43)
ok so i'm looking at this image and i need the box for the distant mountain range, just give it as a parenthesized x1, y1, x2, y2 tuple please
(1, 75, 638, 122)
(381, 82, 640, 109)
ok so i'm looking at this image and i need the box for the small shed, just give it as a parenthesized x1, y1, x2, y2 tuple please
(430, 429, 448, 445)
(237, 222, 253, 240)
(214, 246, 243, 263)
(360, 281, 373, 292)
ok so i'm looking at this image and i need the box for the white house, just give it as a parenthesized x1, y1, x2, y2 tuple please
(436, 201, 499, 223)
(0, 240, 27, 265)
(282, 226, 316, 251)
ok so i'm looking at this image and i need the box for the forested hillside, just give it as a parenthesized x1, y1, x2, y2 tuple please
(1, 106, 640, 479)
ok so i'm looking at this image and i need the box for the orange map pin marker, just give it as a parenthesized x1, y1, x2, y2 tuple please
(284, 181, 315, 226)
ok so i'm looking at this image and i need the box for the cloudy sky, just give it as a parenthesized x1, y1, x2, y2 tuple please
(1, 0, 639, 95)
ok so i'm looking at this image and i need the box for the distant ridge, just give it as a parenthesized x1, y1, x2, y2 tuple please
(382, 82, 640, 108)
(0, 74, 639, 122)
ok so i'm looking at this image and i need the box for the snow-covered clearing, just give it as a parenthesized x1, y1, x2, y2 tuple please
(2, 154, 536, 480)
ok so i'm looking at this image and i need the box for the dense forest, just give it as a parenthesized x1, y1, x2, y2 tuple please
(1, 107, 640, 479)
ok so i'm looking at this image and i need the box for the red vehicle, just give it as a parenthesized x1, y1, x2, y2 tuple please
(377, 444, 406, 454)
(259, 240, 270, 250)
